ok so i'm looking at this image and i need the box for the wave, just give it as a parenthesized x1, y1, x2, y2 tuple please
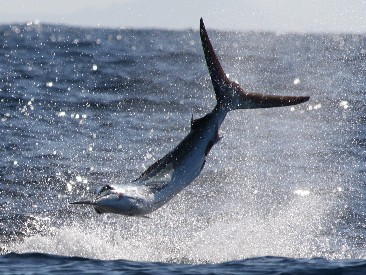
(1, 253, 366, 274)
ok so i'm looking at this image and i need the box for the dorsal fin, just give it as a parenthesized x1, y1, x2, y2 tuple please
(190, 114, 203, 130)
(134, 154, 173, 182)
(190, 112, 213, 131)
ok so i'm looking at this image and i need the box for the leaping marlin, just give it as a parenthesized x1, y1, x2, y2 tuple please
(70, 18, 309, 216)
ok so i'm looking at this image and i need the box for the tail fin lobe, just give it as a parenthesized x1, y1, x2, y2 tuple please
(200, 18, 230, 98)
(238, 90, 310, 109)
(200, 18, 309, 110)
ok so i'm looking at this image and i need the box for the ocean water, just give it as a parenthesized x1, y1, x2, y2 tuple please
(0, 21, 365, 274)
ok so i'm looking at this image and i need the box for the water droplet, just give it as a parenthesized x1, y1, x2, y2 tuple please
(66, 182, 73, 192)
(339, 100, 349, 109)
(57, 111, 66, 117)
(313, 103, 322, 110)
(294, 189, 310, 196)
(146, 152, 152, 160)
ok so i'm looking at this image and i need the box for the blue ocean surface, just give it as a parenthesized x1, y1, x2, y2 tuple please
(0, 21, 365, 274)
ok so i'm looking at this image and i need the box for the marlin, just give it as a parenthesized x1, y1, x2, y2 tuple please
(70, 18, 309, 216)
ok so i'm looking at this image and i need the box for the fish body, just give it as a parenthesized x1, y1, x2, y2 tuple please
(71, 19, 309, 216)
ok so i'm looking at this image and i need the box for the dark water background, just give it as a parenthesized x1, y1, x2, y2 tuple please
(0, 21, 365, 273)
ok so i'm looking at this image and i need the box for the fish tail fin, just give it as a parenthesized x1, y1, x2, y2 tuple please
(199, 18, 309, 111)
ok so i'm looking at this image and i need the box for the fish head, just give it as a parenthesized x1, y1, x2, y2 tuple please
(70, 184, 140, 215)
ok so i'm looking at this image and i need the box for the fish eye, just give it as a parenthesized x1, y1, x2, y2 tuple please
(96, 184, 114, 196)
(102, 184, 113, 191)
